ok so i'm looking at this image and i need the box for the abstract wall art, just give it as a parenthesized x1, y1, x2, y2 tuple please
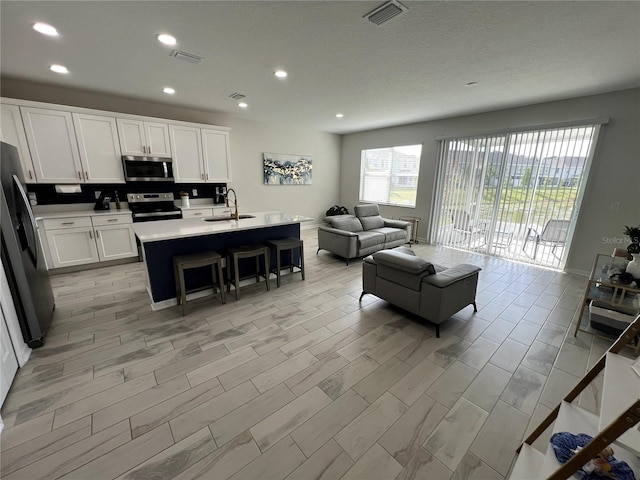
(263, 152, 312, 185)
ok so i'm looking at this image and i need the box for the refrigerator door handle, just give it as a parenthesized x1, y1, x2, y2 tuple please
(12, 176, 39, 267)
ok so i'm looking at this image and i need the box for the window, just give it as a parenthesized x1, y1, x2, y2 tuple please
(432, 121, 605, 269)
(359, 144, 422, 207)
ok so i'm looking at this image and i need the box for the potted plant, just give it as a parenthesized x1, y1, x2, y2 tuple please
(624, 225, 640, 254)
(624, 225, 640, 279)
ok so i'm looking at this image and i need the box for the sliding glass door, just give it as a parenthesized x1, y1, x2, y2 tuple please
(432, 123, 603, 269)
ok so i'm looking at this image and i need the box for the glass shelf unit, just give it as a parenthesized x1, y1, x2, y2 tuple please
(574, 254, 640, 355)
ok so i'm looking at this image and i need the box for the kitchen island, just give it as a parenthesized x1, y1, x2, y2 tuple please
(133, 211, 313, 309)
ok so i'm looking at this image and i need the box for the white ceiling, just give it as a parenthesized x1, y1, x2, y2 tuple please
(1, 1, 639, 134)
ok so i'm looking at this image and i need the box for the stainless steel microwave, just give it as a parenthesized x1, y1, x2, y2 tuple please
(122, 155, 174, 182)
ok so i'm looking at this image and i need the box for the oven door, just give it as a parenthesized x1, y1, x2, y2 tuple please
(123, 156, 174, 182)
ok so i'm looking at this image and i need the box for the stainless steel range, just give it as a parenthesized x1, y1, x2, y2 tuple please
(127, 193, 182, 222)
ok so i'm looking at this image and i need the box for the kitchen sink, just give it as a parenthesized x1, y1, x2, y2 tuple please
(202, 214, 255, 222)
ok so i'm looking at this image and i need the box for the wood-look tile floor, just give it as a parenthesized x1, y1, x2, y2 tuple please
(0, 229, 610, 479)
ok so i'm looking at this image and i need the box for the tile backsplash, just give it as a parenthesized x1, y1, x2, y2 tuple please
(27, 182, 226, 205)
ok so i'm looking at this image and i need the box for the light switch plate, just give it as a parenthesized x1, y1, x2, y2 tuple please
(192, 189, 198, 197)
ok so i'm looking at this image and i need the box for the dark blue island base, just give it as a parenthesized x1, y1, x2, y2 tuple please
(142, 223, 300, 307)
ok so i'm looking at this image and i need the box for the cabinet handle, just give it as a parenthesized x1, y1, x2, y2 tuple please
(89, 230, 93, 239)
(96, 230, 100, 238)
(107, 218, 118, 222)
(62, 221, 75, 225)
(78, 171, 82, 180)
(28, 170, 33, 180)
(84, 171, 89, 180)
(194, 212, 202, 216)
(206, 173, 209, 180)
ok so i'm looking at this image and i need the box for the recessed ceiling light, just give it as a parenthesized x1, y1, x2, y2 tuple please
(238, 102, 248, 108)
(336, 113, 344, 118)
(33, 22, 59, 36)
(50, 64, 69, 74)
(163, 87, 175, 94)
(274, 70, 288, 79)
(157, 34, 177, 46)
(466, 81, 478, 86)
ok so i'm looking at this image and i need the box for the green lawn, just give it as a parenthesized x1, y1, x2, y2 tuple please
(441, 186, 578, 225)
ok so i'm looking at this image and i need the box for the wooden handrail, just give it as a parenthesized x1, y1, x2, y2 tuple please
(517, 313, 640, 453)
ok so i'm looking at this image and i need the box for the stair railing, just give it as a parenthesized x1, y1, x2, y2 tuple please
(516, 313, 640, 480)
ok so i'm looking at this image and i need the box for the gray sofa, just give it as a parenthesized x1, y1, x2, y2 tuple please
(360, 246, 481, 337)
(317, 204, 411, 265)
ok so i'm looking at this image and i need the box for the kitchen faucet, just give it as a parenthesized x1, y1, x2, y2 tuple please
(226, 188, 239, 221)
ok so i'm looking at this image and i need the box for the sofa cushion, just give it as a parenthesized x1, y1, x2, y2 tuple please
(323, 214, 354, 224)
(423, 264, 481, 288)
(373, 250, 436, 292)
(330, 216, 363, 232)
(373, 250, 435, 275)
(371, 227, 407, 243)
(354, 204, 380, 217)
(360, 215, 385, 230)
(355, 231, 385, 249)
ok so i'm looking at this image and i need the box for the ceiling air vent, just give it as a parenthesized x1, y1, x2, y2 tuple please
(229, 93, 246, 100)
(170, 50, 204, 64)
(364, 0, 408, 25)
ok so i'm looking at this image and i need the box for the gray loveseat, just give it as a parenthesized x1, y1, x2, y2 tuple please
(360, 247, 481, 337)
(317, 204, 411, 265)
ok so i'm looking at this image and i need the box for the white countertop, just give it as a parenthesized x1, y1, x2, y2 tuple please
(34, 208, 132, 220)
(133, 211, 314, 243)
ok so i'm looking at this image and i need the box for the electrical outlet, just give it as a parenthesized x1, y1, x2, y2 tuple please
(610, 201, 620, 211)
(192, 189, 198, 197)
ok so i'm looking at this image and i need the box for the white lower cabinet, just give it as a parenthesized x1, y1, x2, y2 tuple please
(94, 224, 137, 261)
(182, 207, 233, 219)
(45, 226, 100, 268)
(41, 213, 136, 269)
(182, 208, 213, 219)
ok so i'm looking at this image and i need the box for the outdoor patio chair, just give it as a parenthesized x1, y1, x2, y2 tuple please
(523, 219, 570, 259)
(449, 209, 488, 248)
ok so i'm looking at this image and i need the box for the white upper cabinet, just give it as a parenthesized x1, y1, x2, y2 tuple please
(72, 113, 124, 183)
(21, 107, 83, 184)
(145, 122, 172, 157)
(117, 118, 171, 157)
(0, 104, 37, 183)
(202, 129, 232, 182)
(170, 125, 205, 183)
(2, 98, 230, 185)
(171, 125, 231, 183)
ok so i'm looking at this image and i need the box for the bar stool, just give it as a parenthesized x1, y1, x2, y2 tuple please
(226, 244, 270, 300)
(266, 238, 305, 288)
(173, 250, 226, 316)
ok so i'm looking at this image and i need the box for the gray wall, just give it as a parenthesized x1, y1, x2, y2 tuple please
(340, 88, 640, 274)
(1, 77, 342, 221)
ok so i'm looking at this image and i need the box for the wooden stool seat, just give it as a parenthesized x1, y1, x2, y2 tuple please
(266, 238, 305, 288)
(173, 250, 225, 315)
(226, 244, 270, 300)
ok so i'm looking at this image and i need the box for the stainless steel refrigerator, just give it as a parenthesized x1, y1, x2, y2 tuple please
(1, 142, 54, 347)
